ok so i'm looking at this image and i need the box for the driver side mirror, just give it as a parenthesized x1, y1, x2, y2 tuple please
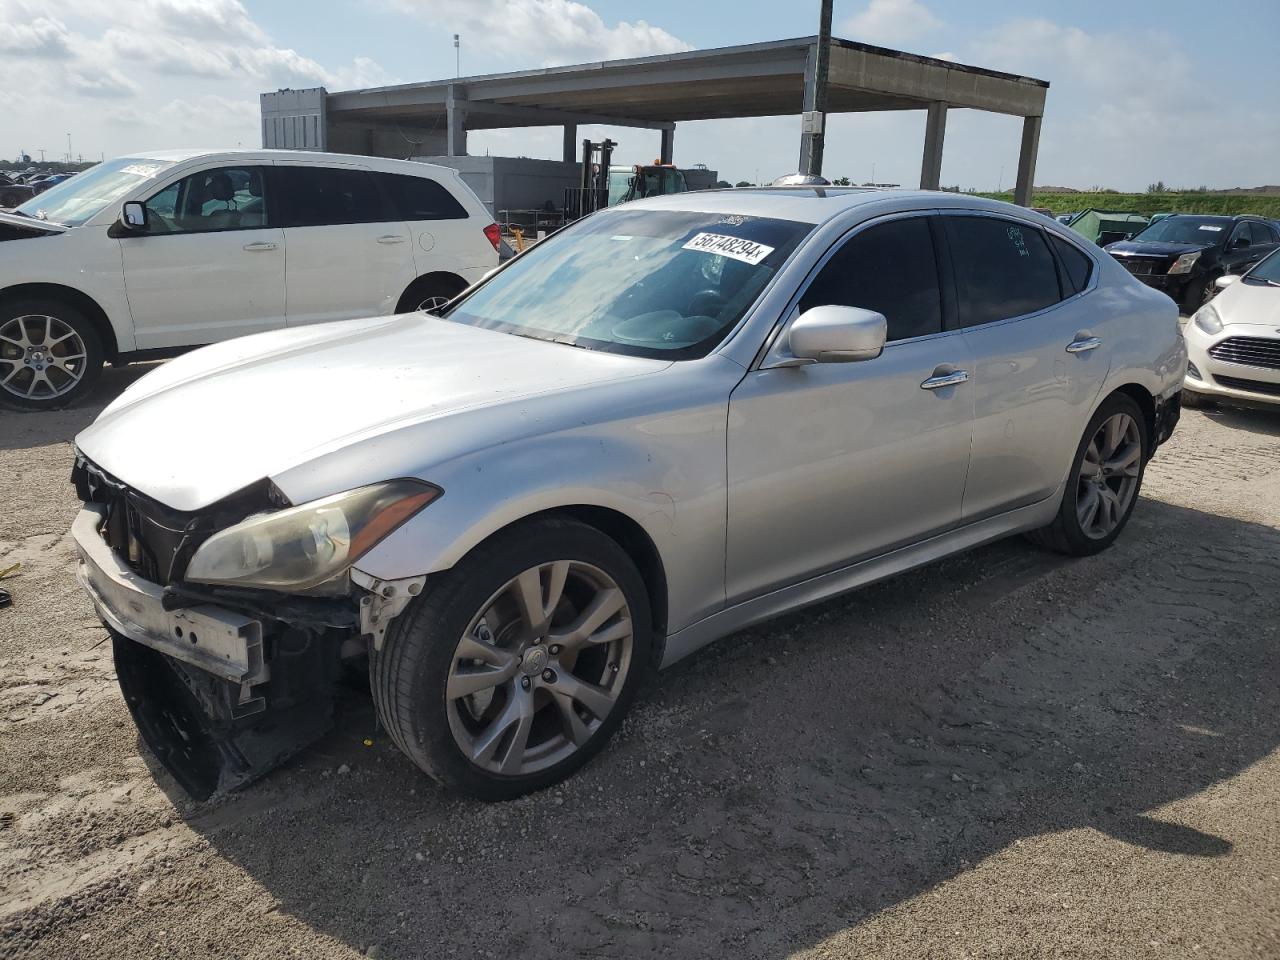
(786, 305, 887, 363)
(1214, 274, 1241, 291)
(121, 201, 148, 230)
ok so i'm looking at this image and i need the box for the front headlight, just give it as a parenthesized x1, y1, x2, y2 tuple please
(184, 479, 440, 591)
(1193, 304, 1223, 336)
(1168, 251, 1201, 275)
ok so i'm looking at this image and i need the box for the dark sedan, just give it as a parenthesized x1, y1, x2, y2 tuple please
(1105, 214, 1280, 313)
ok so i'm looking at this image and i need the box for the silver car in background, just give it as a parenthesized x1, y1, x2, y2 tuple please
(1184, 248, 1280, 408)
(69, 188, 1186, 800)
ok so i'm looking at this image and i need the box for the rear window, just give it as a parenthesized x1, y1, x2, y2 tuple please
(945, 216, 1062, 327)
(379, 172, 468, 221)
(1050, 234, 1093, 295)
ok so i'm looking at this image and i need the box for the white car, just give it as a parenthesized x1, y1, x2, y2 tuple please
(1183, 249, 1280, 408)
(70, 188, 1185, 801)
(0, 149, 500, 410)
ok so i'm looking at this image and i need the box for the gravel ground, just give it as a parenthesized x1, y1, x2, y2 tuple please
(2, 368, 1279, 960)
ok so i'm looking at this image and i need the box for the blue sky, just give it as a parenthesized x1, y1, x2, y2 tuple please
(2, 0, 1277, 190)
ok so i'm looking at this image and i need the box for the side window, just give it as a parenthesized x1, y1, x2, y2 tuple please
(945, 216, 1061, 327)
(1050, 233, 1093, 296)
(378, 172, 468, 221)
(276, 166, 388, 228)
(145, 166, 269, 234)
(798, 216, 942, 342)
(1229, 222, 1255, 248)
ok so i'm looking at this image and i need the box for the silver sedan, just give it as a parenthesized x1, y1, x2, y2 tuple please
(70, 188, 1186, 800)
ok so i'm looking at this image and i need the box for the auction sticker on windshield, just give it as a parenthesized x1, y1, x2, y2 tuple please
(683, 232, 775, 265)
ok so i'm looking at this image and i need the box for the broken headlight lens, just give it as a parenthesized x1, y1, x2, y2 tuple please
(184, 480, 440, 591)
(1168, 251, 1201, 275)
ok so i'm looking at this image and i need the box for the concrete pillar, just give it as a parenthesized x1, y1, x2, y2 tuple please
(1014, 115, 1042, 207)
(659, 128, 674, 165)
(446, 85, 468, 157)
(919, 101, 947, 190)
(562, 124, 577, 163)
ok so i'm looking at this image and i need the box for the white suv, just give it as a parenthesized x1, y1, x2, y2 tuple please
(0, 149, 500, 410)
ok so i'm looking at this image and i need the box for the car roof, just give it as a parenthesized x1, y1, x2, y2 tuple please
(115, 148, 460, 177)
(616, 186, 1062, 227)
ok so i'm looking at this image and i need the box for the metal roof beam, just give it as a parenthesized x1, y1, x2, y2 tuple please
(466, 101, 674, 131)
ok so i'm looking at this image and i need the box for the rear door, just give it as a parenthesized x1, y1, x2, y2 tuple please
(943, 213, 1110, 521)
(375, 170, 485, 289)
(273, 163, 416, 327)
(1223, 221, 1278, 276)
(121, 163, 285, 348)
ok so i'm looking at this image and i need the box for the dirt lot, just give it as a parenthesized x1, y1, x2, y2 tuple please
(2, 368, 1279, 960)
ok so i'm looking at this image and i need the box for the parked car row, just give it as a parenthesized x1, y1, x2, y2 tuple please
(0, 149, 501, 409)
(0, 169, 75, 208)
(1104, 214, 1280, 314)
(62, 183, 1186, 800)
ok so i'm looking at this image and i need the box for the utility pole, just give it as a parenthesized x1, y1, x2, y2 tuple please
(38, 149, 45, 162)
(454, 34, 460, 77)
(66, 133, 72, 163)
(799, 0, 832, 177)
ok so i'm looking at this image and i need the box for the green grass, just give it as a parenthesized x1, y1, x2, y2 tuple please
(974, 192, 1280, 219)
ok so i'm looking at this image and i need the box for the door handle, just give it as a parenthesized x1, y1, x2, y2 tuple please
(242, 241, 277, 252)
(920, 369, 970, 390)
(377, 235, 408, 244)
(1066, 336, 1102, 353)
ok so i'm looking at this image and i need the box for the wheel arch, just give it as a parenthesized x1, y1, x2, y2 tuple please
(1109, 382, 1156, 449)
(0, 282, 120, 359)
(395, 271, 470, 313)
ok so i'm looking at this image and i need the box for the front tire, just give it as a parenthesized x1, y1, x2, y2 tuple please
(0, 297, 104, 410)
(370, 516, 652, 800)
(1027, 393, 1150, 556)
(1180, 388, 1213, 409)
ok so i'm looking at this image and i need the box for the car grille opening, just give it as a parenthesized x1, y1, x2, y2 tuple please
(1207, 336, 1280, 370)
(1117, 257, 1169, 276)
(1213, 375, 1280, 398)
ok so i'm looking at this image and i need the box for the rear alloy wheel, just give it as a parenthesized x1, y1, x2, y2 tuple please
(396, 276, 468, 315)
(0, 301, 104, 410)
(1027, 394, 1149, 556)
(371, 517, 652, 800)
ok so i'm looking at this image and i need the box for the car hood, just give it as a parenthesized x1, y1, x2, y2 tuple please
(1217, 281, 1280, 327)
(1105, 239, 1209, 258)
(76, 314, 669, 511)
(0, 210, 66, 236)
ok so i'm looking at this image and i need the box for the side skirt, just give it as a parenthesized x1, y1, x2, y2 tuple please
(659, 494, 1060, 668)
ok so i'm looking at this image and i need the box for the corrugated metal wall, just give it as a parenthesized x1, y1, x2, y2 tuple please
(260, 88, 328, 150)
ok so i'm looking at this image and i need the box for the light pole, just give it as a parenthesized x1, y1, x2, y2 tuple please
(800, 0, 832, 177)
(454, 34, 460, 77)
(66, 133, 72, 163)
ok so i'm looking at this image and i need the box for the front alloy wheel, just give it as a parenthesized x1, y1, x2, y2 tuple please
(371, 517, 652, 800)
(0, 299, 104, 410)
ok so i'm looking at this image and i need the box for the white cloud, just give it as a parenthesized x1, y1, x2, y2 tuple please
(384, 0, 690, 67)
(0, 13, 74, 57)
(841, 0, 942, 48)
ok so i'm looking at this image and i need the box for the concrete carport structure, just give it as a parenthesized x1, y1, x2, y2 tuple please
(261, 36, 1048, 204)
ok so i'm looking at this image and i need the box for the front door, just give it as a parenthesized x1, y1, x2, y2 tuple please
(121, 164, 285, 349)
(726, 215, 975, 603)
(273, 163, 416, 326)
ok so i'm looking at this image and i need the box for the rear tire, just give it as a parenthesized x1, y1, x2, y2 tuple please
(1026, 393, 1150, 557)
(0, 296, 104, 411)
(370, 516, 652, 800)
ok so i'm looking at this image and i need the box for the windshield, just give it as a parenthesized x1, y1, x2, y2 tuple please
(1132, 216, 1231, 245)
(1245, 247, 1280, 285)
(443, 209, 812, 359)
(14, 157, 175, 226)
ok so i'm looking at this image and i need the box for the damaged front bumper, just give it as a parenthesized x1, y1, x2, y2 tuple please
(74, 503, 354, 799)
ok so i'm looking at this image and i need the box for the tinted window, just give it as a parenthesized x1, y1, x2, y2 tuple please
(1256, 223, 1279, 244)
(379, 172, 468, 220)
(276, 166, 387, 227)
(799, 217, 942, 342)
(1228, 222, 1255, 248)
(145, 166, 269, 233)
(1134, 216, 1231, 244)
(1050, 233, 1092, 295)
(946, 217, 1061, 327)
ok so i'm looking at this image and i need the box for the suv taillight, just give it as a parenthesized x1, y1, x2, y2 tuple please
(483, 222, 501, 252)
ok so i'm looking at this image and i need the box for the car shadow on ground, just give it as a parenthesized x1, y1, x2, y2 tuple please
(137, 497, 1280, 958)
(1198, 402, 1280, 438)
